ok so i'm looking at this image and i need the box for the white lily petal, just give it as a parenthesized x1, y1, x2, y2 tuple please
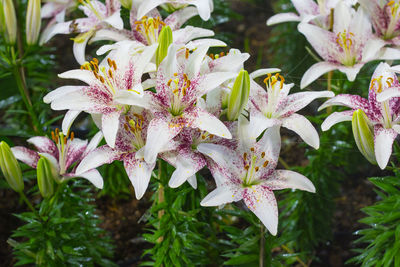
(265, 170, 315, 192)
(50, 90, 97, 111)
(124, 157, 155, 199)
(187, 175, 197, 189)
(104, 10, 124, 29)
(266, 13, 301, 25)
(278, 90, 334, 116)
(338, 64, 363, 82)
(77, 169, 104, 189)
(91, 29, 129, 43)
(248, 115, 281, 141)
(62, 110, 81, 135)
(200, 186, 241, 206)
(58, 69, 98, 85)
(282, 113, 320, 149)
(173, 26, 215, 45)
(73, 32, 93, 65)
(377, 47, 400, 61)
(168, 154, 205, 188)
(374, 127, 397, 170)
(256, 126, 281, 164)
(362, 38, 386, 62)
(197, 143, 240, 175)
(190, 108, 232, 139)
(193, 0, 212, 20)
(318, 94, 368, 111)
(321, 110, 353, 131)
(195, 72, 237, 98)
(38, 152, 60, 174)
(101, 112, 120, 148)
(114, 90, 151, 109)
(250, 68, 281, 79)
(333, 1, 352, 32)
(301, 62, 338, 89)
(376, 88, 400, 102)
(136, 0, 165, 19)
(76, 145, 119, 174)
(185, 44, 209, 79)
(144, 118, 181, 163)
(243, 186, 278, 236)
(43, 86, 83, 104)
(186, 39, 226, 50)
(393, 125, 400, 134)
(85, 131, 104, 154)
(39, 21, 71, 44)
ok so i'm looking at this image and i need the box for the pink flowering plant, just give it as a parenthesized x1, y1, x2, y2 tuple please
(2, 0, 400, 266)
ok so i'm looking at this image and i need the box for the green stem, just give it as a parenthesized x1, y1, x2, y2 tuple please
(11, 58, 41, 134)
(19, 191, 37, 215)
(259, 224, 265, 267)
(279, 157, 290, 170)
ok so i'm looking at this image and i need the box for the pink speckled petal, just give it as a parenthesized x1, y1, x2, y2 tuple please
(255, 126, 281, 169)
(165, 6, 198, 30)
(318, 94, 368, 111)
(43, 86, 83, 104)
(11, 147, 40, 168)
(300, 61, 338, 89)
(65, 138, 88, 170)
(168, 152, 206, 188)
(27, 136, 58, 158)
(277, 90, 334, 117)
(243, 186, 278, 235)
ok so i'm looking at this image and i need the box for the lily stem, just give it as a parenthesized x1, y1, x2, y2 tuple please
(157, 160, 165, 243)
(19, 191, 37, 215)
(259, 224, 265, 267)
(279, 157, 290, 170)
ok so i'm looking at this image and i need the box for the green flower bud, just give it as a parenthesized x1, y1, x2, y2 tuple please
(0, 0, 17, 45)
(26, 0, 41, 45)
(160, 3, 185, 13)
(227, 70, 250, 121)
(156, 26, 173, 67)
(352, 109, 376, 165)
(36, 156, 55, 198)
(0, 141, 24, 192)
(119, 0, 132, 10)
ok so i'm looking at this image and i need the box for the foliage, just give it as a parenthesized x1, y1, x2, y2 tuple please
(9, 181, 116, 266)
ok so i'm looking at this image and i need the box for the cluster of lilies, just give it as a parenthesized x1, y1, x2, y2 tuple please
(2, 0, 400, 237)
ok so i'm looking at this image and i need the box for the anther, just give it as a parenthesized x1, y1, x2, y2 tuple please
(243, 152, 247, 161)
(261, 152, 265, 158)
(244, 164, 250, 170)
(255, 167, 259, 172)
(263, 160, 269, 167)
(70, 132, 74, 141)
(250, 147, 255, 152)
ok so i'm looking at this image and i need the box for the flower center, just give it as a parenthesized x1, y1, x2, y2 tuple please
(262, 73, 285, 118)
(167, 73, 191, 116)
(51, 128, 74, 175)
(385, 1, 400, 39)
(242, 148, 269, 187)
(336, 30, 356, 66)
(134, 16, 166, 45)
(370, 75, 395, 128)
(123, 114, 146, 151)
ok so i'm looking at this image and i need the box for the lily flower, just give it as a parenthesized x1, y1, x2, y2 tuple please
(115, 44, 236, 163)
(136, 0, 214, 21)
(44, 45, 157, 148)
(359, 0, 400, 46)
(248, 72, 334, 149)
(298, 1, 398, 88)
(267, 0, 339, 29)
(76, 108, 168, 199)
(319, 62, 400, 169)
(40, 0, 124, 64)
(11, 130, 104, 188)
(40, 0, 76, 40)
(94, 6, 224, 60)
(198, 125, 315, 235)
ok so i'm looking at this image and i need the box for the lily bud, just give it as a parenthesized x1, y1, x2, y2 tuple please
(156, 26, 173, 67)
(25, 0, 41, 45)
(227, 70, 250, 121)
(160, 3, 185, 13)
(0, 141, 24, 192)
(120, 0, 132, 10)
(352, 109, 376, 165)
(36, 156, 55, 198)
(0, 0, 17, 45)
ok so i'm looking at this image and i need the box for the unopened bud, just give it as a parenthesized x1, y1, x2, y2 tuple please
(0, 0, 17, 45)
(36, 156, 55, 198)
(156, 26, 173, 67)
(119, 0, 132, 10)
(160, 3, 185, 13)
(26, 0, 41, 45)
(352, 109, 376, 165)
(227, 70, 250, 121)
(0, 141, 24, 192)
